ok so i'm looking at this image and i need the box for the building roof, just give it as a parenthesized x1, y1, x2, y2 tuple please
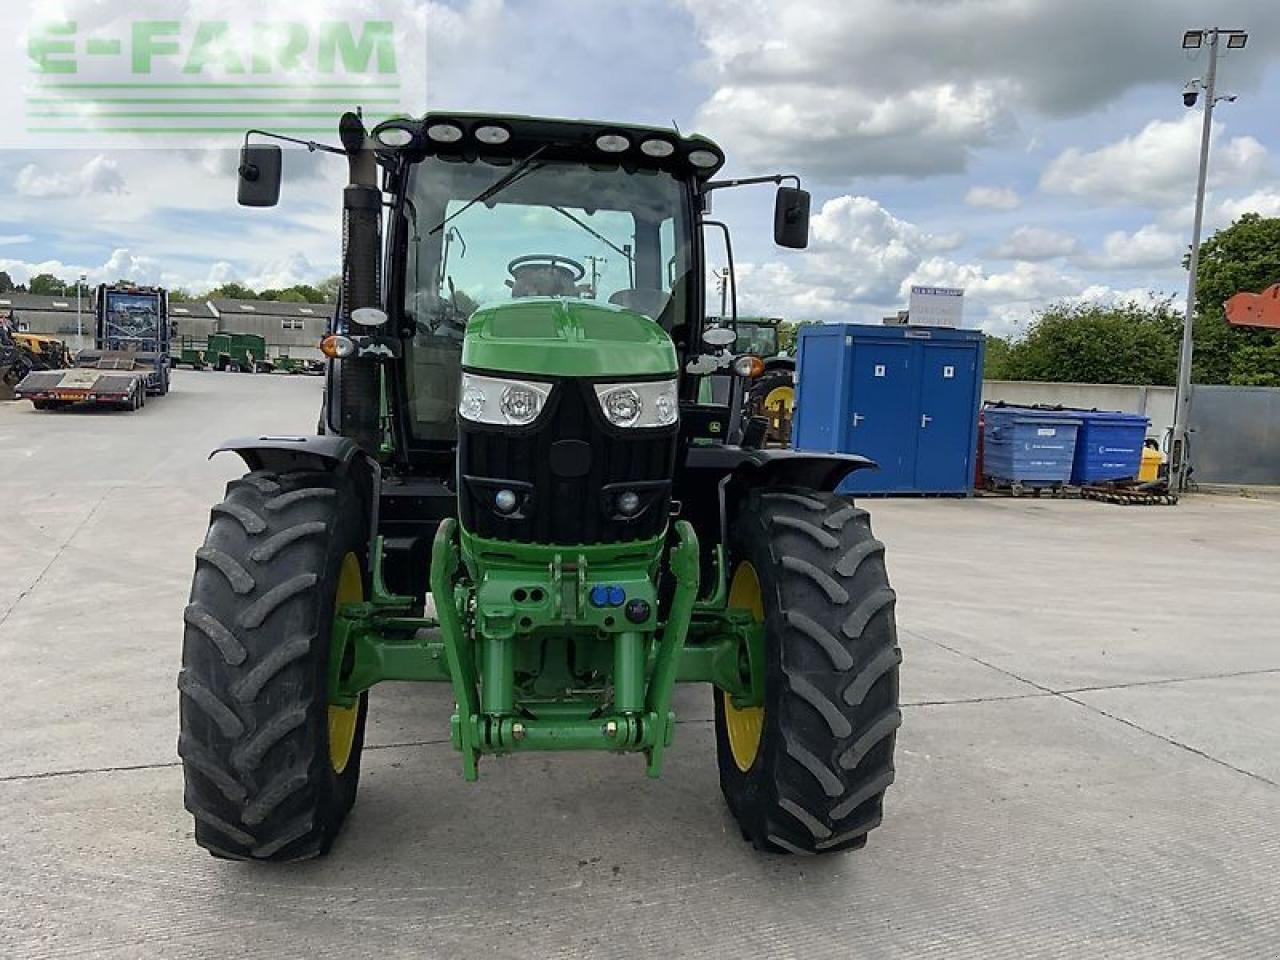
(0, 292, 223, 320)
(0, 293, 334, 320)
(209, 299, 334, 320)
(0, 292, 91, 314)
(168, 301, 219, 320)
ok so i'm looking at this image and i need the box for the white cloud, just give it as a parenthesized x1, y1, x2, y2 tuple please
(1080, 224, 1186, 270)
(728, 193, 1158, 334)
(1215, 188, 1280, 222)
(1040, 114, 1267, 208)
(803, 194, 963, 301)
(242, 252, 330, 292)
(681, 0, 1280, 181)
(696, 80, 1008, 178)
(965, 186, 1021, 211)
(15, 155, 126, 199)
(992, 226, 1078, 260)
(0, 248, 173, 288)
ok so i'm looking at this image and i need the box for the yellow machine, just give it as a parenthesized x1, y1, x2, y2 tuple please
(13, 333, 73, 371)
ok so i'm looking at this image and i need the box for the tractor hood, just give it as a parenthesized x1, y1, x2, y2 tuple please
(462, 298, 677, 379)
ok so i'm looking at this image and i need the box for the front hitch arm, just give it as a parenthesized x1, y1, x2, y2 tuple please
(643, 520, 700, 777)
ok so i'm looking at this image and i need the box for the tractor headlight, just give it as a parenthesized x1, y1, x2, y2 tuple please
(458, 373, 551, 426)
(594, 380, 678, 429)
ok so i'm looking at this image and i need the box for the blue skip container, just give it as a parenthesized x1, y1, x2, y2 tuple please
(1068, 410, 1151, 485)
(982, 407, 1081, 491)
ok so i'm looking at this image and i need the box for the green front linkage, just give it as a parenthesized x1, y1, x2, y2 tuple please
(329, 524, 763, 781)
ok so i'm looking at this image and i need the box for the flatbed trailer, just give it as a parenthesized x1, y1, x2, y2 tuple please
(15, 358, 150, 411)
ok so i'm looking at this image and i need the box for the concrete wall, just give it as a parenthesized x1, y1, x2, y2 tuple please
(983, 380, 1176, 439)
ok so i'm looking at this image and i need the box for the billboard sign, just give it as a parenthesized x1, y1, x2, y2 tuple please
(908, 285, 964, 328)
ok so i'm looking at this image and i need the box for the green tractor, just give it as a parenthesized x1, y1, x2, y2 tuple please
(179, 112, 900, 862)
(736, 318, 796, 445)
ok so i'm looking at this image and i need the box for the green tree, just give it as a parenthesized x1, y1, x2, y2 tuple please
(28, 273, 67, 295)
(983, 334, 1013, 379)
(317, 274, 341, 303)
(205, 281, 258, 300)
(168, 288, 195, 302)
(1189, 212, 1280, 385)
(0, 271, 14, 294)
(258, 283, 327, 303)
(777, 320, 816, 355)
(1000, 299, 1181, 385)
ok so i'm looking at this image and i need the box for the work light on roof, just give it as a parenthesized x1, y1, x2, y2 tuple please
(640, 138, 675, 158)
(426, 122, 464, 143)
(1182, 30, 1203, 48)
(1227, 31, 1248, 48)
(474, 124, 512, 145)
(687, 149, 720, 169)
(595, 133, 631, 153)
(375, 125, 414, 148)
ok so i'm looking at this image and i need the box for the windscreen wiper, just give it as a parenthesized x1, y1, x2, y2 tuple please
(550, 206, 635, 264)
(427, 145, 549, 236)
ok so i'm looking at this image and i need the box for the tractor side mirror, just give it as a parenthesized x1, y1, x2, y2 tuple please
(774, 186, 810, 249)
(237, 144, 282, 207)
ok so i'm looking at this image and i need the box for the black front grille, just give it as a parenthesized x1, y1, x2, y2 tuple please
(459, 378, 677, 545)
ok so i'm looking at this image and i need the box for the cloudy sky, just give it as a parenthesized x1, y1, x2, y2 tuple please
(4, 0, 1280, 334)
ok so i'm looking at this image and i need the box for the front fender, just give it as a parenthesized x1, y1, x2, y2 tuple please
(684, 445, 876, 493)
(210, 434, 367, 475)
(729, 448, 874, 491)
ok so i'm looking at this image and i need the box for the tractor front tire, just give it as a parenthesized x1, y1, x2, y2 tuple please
(179, 468, 370, 861)
(715, 489, 901, 855)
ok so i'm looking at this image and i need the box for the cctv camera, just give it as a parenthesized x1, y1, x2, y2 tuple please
(1183, 80, 1200, 108)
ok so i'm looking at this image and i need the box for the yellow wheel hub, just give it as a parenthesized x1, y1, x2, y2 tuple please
(764, 384, 794, 414)
(328, 552, 362, 774)
(723, 561, 765, 772)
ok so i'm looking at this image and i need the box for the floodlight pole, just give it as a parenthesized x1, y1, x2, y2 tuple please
(76, 273, 86, 346)
(1170, 29, 1223, 492)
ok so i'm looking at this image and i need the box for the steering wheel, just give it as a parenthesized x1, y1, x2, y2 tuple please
(507, 254, 587, 282)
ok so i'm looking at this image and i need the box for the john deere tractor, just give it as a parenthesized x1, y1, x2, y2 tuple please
(179, 112, 900, 862)
(736, 318, 796, 444)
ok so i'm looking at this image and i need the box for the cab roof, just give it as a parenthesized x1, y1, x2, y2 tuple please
(372, 112, 726, 180)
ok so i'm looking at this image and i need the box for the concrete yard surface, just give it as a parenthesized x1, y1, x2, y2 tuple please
(2, 371, 1279, 959)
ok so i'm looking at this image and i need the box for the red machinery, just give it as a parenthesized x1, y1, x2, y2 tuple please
(1224, 283, 1280, 329)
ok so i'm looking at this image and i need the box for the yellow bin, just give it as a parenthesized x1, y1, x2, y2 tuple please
(1139, 446, 1163, 482)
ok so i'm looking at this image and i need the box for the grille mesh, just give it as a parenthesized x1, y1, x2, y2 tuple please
(459, 379, 676, 544)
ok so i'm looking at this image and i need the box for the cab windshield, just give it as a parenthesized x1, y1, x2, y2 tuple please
(401, 156, 693, 442)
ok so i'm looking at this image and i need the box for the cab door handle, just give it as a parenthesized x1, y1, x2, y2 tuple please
(853, 413, 865, 427)
(921, 414, 933, 428)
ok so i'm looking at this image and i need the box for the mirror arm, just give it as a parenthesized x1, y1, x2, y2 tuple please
(701, 173, 801, 194)
(242, 128, 347, 157)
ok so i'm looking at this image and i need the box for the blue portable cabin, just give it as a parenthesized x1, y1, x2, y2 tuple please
(792, 324, 985, 495)
(981, 406, 1080, 490)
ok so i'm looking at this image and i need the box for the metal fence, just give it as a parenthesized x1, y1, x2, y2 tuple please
(1188, 385, 1280, 485)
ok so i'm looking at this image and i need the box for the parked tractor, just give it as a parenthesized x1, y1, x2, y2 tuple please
(179, 112, 900, 862)
(736, 318, 795, 444)
(12, 332, 73, 371)
(0, 321, 32, 396)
